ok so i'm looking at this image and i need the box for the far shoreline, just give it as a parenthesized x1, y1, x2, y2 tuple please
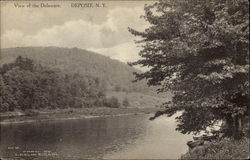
(0, 107, 160, 125)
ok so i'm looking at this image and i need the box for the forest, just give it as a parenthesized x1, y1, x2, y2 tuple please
(0, 47, 152, 93)
(0, 56, 121, 112)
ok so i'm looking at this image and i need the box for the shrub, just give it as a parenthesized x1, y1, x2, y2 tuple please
(180, 138, 249, 159)
(105, 96, 120, 108)
(0, 103, 9, 112)
(123, 98, 130, 107)
(24, 110, 39, 117)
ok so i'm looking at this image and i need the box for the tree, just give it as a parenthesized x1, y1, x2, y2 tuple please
(0, 75, 9, 112)
(129, 0, 249, 139)
(0, 56, 110, 111)
(114, 84, 121, 92)
(123, 97, 130, 107)
(105, 96, 121, 108)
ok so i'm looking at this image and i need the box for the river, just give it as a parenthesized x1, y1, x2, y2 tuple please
(0, 114, 192, 159)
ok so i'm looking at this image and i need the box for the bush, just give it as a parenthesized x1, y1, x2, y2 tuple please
(105, 96, 120, 108)
(114, 85, 121, 92)
(123, 98, 130, 107)
(0, 103, 9, 112)
(24, 110, 39, 117)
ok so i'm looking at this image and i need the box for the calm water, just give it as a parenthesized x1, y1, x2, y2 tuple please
(0, 114, 192, 159)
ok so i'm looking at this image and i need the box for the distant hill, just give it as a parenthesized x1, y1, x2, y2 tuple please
(0, 47, 153, 93)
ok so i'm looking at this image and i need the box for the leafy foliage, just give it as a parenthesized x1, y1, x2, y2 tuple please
(104, 96, 121, 108)
(129, 0, 249, 138)
(0, 56, 116, 112)
(180, 138, 249, 159)
(0, 47, 153, 93)
(123, 98, 130, 107)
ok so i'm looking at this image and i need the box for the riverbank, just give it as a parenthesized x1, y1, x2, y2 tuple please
(180, 137, 249, 159)
(0, 107, 160, 125)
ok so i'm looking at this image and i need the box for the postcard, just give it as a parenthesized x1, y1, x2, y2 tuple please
(1, 0, 249, 159)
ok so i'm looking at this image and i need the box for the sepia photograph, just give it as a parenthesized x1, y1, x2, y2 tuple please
(0, 0, 249, 159)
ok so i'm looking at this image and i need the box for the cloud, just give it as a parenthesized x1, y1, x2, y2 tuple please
(1, 30, 27, 47)
(1, 4, 148, 62)
(106, 6, 147, 32)
(2, 19, 109, 48)
(88, 41, 141, 63)
(88, 42, 150, 71)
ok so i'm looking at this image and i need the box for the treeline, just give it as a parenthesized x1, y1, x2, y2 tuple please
(1, 47, 153, 93)
(0, 56, 121, 112)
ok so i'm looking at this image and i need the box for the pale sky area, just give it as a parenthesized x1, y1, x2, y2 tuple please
(1, 1, 155, 63)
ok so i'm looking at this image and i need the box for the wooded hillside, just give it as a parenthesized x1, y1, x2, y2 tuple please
(0, 47, 152, 93)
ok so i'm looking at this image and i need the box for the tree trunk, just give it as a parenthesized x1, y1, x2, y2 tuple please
(235, 115, 244, 139)
(224, 114, 234, 137)
(233, 115, 237, 138)
(233, 115, 243, 139)
(223, 114, 244, 139)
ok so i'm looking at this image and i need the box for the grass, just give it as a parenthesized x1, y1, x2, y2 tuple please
(180, 137, 249, 159)
(106, 91, 169, 108)
(0, 91, 167, 124)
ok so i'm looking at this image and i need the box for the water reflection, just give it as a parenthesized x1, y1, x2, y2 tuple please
(105, 114, 192, 159)
(0, 114, 192, 159)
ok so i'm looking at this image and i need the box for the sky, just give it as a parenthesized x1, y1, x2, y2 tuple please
(1, 1, 155, 63)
